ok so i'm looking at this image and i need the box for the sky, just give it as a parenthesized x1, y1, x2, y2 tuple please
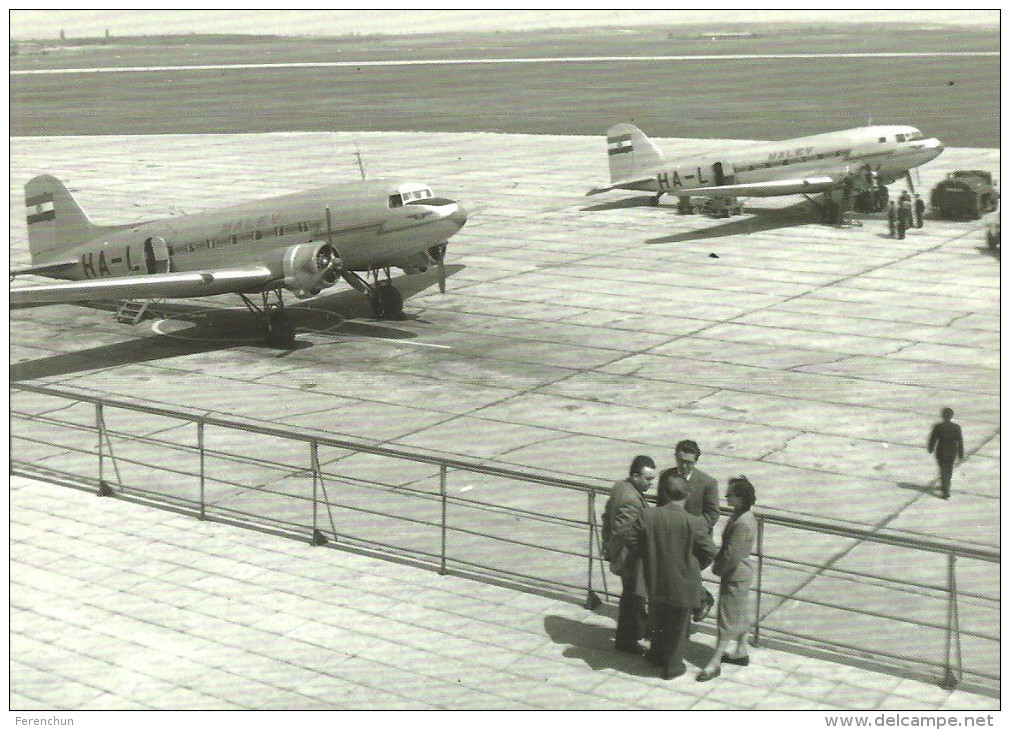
(8, 9, 1000, 40)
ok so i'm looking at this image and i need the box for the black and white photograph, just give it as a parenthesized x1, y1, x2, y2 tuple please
(9, 8, 999, 717)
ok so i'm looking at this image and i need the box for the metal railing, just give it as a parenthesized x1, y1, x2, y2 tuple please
(10, 383, 999, 695)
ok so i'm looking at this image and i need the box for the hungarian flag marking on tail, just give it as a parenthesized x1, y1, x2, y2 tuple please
(607, 134, 633, 156)
(26, 192, 55, 224)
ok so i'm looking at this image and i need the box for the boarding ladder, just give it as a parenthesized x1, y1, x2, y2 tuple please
(115, 299, 163, 325)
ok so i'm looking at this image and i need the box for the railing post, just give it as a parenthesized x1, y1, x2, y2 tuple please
(751, 515, 765, 646)
(439, 463, 447, 575)
(310, 439, 326, 545)
(941, 552, 962, 689)
(585, 488, 601, 609)
(95, 402, 112, 496)
(197, 419, 206, 520)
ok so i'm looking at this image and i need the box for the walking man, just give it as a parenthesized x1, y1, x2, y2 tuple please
(602, 455, 655, 653)
(914, 194, 926, 228)
(637, 477, 717, 679)
(928, 408, 964, 500)
(887, 201, 896, 237)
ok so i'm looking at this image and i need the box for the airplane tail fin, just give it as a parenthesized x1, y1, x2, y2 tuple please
(24, 174, 102, 264)
(606, 123, 664, 184)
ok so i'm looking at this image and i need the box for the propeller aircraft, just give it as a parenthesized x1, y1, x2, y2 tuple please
(11, 175, 467, 347)
(587, 124, 944, 220)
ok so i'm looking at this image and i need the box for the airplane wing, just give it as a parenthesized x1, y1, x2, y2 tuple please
(588, 175, 838, 198)
(10, 266, 277, 308)
(676, 176, 836, 198)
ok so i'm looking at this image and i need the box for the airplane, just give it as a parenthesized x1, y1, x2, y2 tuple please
(10, 174, 468, 347)
(587, 124, 944, 220)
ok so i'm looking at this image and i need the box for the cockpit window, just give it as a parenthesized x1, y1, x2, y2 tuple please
(388, 185, 434, 208)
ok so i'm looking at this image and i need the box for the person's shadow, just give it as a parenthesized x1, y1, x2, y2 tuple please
(543, 614, 712, 677)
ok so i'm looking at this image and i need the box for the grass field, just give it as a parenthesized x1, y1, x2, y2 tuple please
(10, 24, 999, 146)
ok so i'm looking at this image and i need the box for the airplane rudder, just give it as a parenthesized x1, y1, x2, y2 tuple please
(24, 174, 95, 262)
(605, 123, 662, 183)
(605, 124, 638, 183)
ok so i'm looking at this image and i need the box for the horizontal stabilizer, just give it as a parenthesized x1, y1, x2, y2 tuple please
(10, 260, 78, 279)
(587, 177, 657, 196)
(10, 266, 276, 308)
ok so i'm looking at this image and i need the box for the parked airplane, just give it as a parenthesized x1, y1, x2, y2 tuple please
(10, 175, 467, 347)
(587, 124, 944, 219)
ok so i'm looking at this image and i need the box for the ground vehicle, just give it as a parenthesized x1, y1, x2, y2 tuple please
(930, 170, 999, 220)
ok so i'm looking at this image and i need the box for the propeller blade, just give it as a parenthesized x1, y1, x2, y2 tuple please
(437, 257, 446, 294)
(905, 170, 915, 195)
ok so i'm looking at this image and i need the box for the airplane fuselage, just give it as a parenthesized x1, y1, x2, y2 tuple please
(50, 179, 465, 285)
(621, 125, 943, 198)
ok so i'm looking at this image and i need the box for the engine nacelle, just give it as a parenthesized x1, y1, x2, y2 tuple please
(396, 244, 448, 275)
(396, 251, 432, 274)
(282, 243, 340, 299)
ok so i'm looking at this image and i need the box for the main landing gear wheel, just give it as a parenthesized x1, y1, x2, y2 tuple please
(370, 285, 404, 320)
(265, 308, 296, 349)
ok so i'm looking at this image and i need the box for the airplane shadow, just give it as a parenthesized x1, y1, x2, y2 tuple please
(646, 202, 818, 244)
(10, 264, 465, 382)
(543, 614, 712, 677)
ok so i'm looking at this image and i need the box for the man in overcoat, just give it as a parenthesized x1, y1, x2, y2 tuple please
(638, 477, 717, 679)
(602, 455, 655, 653)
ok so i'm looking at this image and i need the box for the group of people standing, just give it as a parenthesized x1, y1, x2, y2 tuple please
(887, 190, 926, 239)
(601, 440, 757, 681)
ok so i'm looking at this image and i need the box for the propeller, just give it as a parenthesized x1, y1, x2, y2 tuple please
(428, 243, 448, 294)
(316, 207, 341, 285)
(905, 170, 916, 195)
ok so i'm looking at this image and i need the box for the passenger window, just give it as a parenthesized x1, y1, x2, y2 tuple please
(879, 137, 886, 143)
(896, 134, 906, 142)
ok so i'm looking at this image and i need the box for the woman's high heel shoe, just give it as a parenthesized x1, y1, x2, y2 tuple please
(696, 666, 721, 682)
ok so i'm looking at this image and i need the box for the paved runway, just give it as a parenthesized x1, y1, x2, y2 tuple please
(9, 131, 1000, 703)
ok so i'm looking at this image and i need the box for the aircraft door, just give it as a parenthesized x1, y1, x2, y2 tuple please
(713, 162, 734, 186)
(143, 236, 171, 274)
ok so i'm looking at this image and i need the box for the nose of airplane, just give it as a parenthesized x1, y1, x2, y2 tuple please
(448, 203, 468, 230)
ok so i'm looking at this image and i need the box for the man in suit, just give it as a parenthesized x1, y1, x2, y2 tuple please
(637, 476, 717, 679)
(928, 407, 964, 500)
(670, 439, 719, 531)
(914, 194, 926, 228)
(602, 455, 655, 653)
(661, 440, 719, 621)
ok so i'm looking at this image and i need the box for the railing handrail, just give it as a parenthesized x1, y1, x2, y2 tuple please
(10, 382, 999, 564)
